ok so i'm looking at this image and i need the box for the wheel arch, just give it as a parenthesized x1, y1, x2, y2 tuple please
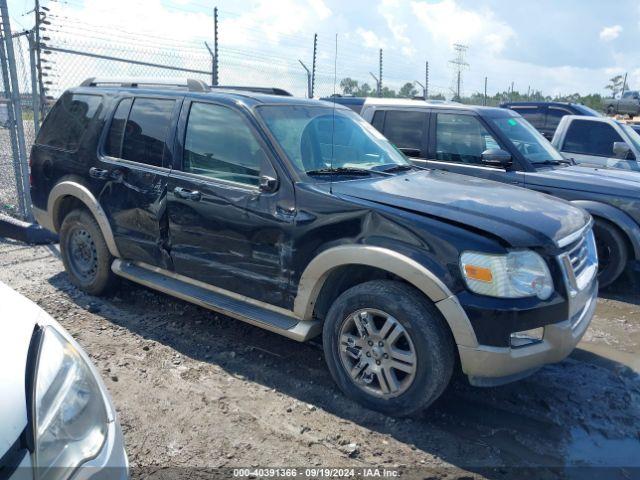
(570, 200, 640, 260)
(48, 180, 121, 258)
(293, 245, 478, 348)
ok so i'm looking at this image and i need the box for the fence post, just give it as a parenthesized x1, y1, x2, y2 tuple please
(0, 0, 32, 221)
(0, 28, 25, 217)
(484, 76, 487, 106)
(213, 7, 219, 86)
(34, 0, 46, 119)
(28, 29, 40, 134)
(378, 48, 383, 96)
(298, 60, 311, 98)
(311, 33, 317, 98)
(425, 61, 429, 98)
(204, 41, 214, 86)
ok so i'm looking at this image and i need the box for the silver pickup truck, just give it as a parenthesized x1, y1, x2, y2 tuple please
(603, 90, 640, 117)
(552, 115, 640, 171)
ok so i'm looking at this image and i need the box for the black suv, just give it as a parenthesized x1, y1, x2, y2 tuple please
(500, 101, 602, 140)
(30, 78, 597, 416)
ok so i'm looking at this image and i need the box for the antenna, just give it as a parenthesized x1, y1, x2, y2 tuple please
(330, 33, 338, 194)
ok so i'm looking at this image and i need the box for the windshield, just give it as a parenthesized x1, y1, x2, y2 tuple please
(257, 105, 409, 177)
(489, 116, 565, 164)
(620, 123, 640, 152)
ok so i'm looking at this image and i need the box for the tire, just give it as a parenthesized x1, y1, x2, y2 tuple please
(322, 280, 455, 417)
(593, 218, 628, 288)
(59, 209, 118, 296)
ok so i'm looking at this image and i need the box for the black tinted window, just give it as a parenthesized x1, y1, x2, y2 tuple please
(183, 103, 264, 186)
(121, 98, 175, 166)
(511, 107, 544, 129)
(563, 120, 623, 156)
(371, 111, 385, 132)
(382, 110, 427, 154)
(435, 113, 501, 165)
(104, 98, 132, 157)
(545, 107, 572, 131)
(37, 93, 102, 151)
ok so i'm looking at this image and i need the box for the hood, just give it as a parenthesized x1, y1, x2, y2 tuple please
(527, 165, 640, 197)
(331, 170, 590, 248)
(0, 282, 42, 459)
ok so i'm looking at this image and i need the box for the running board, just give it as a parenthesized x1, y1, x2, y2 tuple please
(111, 259, 321, 341)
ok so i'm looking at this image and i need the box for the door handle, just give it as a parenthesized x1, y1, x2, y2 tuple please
(110, 169, 124, 182)
(89, 167, 110, 180)
(173, 187, 201, 201)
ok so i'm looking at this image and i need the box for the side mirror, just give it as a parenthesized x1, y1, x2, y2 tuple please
(399, 147, 422, 157)
(613, 141, 632, 159)
(259, 175, 278, 193)
(481, 148, 512, 167)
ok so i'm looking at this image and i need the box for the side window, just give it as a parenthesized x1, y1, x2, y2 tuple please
(104, 98, 133, 158)
(545, 107, 571, 132)
(371, 110, 385, 132)
(382, 110, 427, 154)
(563, 120, 623, 156)
(622, 91, 632, 99)
(435, 113, 501, 166)
(117, 98, 175, 167)
(512, 107, 544, 129)
(183, 103, 265, 186)
(37, 93, 102, 151)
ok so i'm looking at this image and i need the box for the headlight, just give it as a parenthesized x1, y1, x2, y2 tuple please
(460, 250, 554, 300)
(31, 326, 108, 479)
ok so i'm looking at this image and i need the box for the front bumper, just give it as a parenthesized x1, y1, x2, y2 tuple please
(458, 281, 597, 386)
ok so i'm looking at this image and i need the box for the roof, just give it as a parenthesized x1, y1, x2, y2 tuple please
(361, 97, 509, 115)
(500, 101, 581, 108)
(71, 84, 346, 110)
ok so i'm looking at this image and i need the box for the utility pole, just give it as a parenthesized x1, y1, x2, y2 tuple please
(622, 72, 628, 96)
(449, 43, 468, 100)
(378, 48, 383, 96)
(213, 6, 219, 86)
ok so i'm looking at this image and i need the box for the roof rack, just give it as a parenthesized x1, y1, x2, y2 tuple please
(80, 77, 210, 92)
(211, 86, 292, 96)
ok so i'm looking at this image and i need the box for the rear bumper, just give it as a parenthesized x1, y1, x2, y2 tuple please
(458, 284, 597, 386)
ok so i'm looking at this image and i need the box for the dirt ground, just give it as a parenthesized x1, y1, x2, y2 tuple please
(1, 237, 639, 480)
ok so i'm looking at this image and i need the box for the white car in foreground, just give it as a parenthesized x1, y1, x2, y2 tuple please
(0, 282, 128, 479)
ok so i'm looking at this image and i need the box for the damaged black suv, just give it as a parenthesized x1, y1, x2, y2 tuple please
(30, 78, 598, 416)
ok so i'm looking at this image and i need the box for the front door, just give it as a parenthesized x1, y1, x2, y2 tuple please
(98, 95, 181, 267)
(166, 100, 295, 307)
(422, 111, 524, 185)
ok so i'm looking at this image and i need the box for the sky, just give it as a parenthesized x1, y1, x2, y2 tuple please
(6, 0, 640, 98)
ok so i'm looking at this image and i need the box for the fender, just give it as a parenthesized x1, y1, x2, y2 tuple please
(46, 181, 121, 258)
(571, 200, 640, 260)
(293, 245, 478, 348)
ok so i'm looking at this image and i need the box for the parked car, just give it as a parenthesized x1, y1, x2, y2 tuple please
(500, 101, 601, 140)
(30, 78, 597, 416)
(0, 281, 127, 479)
(551, 115, 640, 171)
(359, 98, 640, 287)
(603, 90, 640, 117)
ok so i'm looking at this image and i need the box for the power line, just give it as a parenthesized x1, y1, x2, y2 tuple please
(449, 43, 468, 100)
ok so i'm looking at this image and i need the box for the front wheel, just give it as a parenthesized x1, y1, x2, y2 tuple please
(322, 280, 455, 417)
(593, 218, 628, 288)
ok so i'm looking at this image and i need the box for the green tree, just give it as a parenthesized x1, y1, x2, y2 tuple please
(340, 77, 359, 95)
(605, 75, 625, 98)
(356, 83, 373, 97)
(398, 82, 418, 98)
(380, 86, 397, 98)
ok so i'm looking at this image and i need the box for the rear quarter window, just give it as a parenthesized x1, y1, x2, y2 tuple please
(36, 92, 103, 151)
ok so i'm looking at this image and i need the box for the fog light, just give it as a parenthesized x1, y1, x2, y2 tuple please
(510, 327, 544, 347)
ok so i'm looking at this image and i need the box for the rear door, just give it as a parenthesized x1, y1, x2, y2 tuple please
(544, 106, 573, 140)
(371, 109, 428, 160)
(98, 95, 181, 267)
(422, 110, 524, 185)
(166, 99, 295, 306)
(509, 105, 548, 137)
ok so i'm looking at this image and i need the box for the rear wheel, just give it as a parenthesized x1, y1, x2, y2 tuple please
(322, 280, 455, 417)
(59, 209, 118, 296)
(593, 218, 628, 288)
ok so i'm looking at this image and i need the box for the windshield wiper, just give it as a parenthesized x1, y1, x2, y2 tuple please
(305, 167, 392, 177)
(535, 159, 573, 166)
(375, 164, 417, 173)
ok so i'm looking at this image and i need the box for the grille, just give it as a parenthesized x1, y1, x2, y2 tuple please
(566, 235, 589, 278)
(559, 227, 597, 293)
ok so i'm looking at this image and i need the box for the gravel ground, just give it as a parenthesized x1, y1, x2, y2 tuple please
(0, 122, 36, 218)
(0, 237, 639, 480)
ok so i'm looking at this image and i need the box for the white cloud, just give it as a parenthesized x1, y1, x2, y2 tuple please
(356, 28, 384, 49)
(410, 0, 515, 55)
(599, 25, 622, 41)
